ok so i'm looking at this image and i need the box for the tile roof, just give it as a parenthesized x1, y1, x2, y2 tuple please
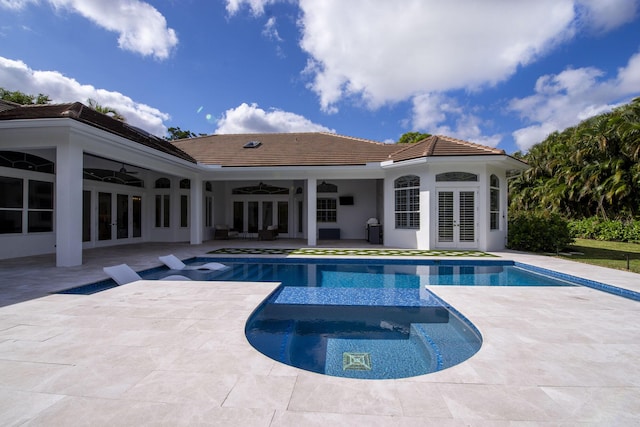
(0, 102, 196, 163)
(172, 132, 398, 167)
(0, 102, 510, 168)
(173, 133, 507, 167)
(388, 135, 505, 162)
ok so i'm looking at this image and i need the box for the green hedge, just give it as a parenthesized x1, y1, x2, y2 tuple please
(508, 212, 574, 252)
(568, 218, 640, 243)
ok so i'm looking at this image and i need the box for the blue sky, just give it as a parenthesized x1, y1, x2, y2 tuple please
(1, 0, 639, 154)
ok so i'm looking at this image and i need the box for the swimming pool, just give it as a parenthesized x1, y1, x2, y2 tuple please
(59, 257, 639, 379)
(188, 259, 571, 379)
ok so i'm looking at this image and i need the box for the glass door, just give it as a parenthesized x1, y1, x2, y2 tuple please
(95, 191, 142, 243)
(437, 189, 477, 248)
(232, 199, 288, 237)
(116, 193, 128, 239)
(278, 201, 289, 234)
(98, 192, 112, 241)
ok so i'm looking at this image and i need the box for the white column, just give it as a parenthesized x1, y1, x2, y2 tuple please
(55, 141, 83, 266)
(190, 177, 203, 245)
(307, 178, 317, 246)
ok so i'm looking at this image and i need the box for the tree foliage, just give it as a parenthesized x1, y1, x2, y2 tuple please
(397, 132, 431, 144)
(165, 126, 203, 140)
(87, 98, 126, 121)
(509, 97, 640, 220)
(0, 87, 50, 105)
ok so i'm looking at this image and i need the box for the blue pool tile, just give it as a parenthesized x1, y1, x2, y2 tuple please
(274, 287, 444, 307)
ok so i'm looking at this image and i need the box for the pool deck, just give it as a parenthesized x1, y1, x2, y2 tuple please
(0, 240, 638, 426)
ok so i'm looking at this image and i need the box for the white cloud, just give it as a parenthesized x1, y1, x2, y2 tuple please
(508, 50, 640, 151)
(215, 102, 334, 134)
(577, 0, 639, 32)
(262, 16, 283, 42)
(225, 0, 281, 16)
(226, 0, 638, 116)
(298, 0, 577, 112)
(410, 93, 501, 147)
(1, 0, 178, 59)
(0, 0, 36, 9)
(0, 56, 170, 135)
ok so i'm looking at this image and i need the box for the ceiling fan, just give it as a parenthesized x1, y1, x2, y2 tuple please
(118, 163, 139, 174)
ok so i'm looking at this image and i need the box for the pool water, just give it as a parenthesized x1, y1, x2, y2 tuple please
(184, 259, 576, 288)
(192, 259, 573, 380)
(60, 258, 588, 380)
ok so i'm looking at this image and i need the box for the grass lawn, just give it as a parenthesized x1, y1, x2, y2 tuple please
(558, 238, 640, 274)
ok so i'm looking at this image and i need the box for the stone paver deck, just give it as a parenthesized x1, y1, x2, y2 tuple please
(0, 240, 638, 425)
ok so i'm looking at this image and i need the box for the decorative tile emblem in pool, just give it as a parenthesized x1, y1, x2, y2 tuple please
(343, 352, 372, 371)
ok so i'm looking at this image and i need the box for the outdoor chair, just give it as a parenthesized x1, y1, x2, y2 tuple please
(159, 254, 229, 271)
(258, 225, 279, 241)
(214, 225, 239, 239)
(103, 263, 191, 286)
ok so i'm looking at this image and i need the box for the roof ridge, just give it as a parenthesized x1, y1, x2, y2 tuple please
(189, 131, 389, 146)
(387, 135, 435, 158)
(316, 131, 387, 146)
(434, 134, 505, 154)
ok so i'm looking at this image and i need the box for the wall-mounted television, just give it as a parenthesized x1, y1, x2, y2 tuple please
(339, 196, 354, 205)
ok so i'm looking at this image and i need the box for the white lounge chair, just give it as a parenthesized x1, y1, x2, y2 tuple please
(103, 263, 191, 286)
(159, 254, 229, 271)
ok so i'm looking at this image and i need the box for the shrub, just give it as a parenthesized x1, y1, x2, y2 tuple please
(508, 211, 574, 252)
(568, 217, 640, 243)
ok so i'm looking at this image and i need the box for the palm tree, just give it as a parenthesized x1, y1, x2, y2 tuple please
(87, 98, 126, 122)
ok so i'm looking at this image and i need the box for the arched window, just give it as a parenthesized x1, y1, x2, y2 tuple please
(83, 169, 144, 187)
(435, 172, 478, 182)
(317, 181, 338, 193)
(394, 175, 420, 229)
(155, 178, 171, 189)
(179, 179, 191, 189)
(490, 174, 500, 230)
(0, 151, 54, 174)
(232, 182, 289, 195)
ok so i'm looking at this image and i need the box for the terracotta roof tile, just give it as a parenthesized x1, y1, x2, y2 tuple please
(0, 103, 196, 163)
(388, 135, 505, 162)
(173, 133, 507, 167)
(172, 132, 399, 167)
(1, 103, 509, 167)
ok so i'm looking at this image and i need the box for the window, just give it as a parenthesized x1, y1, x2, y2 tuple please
(232, 182, 289, 195)
(155, 194, 170, 227)
(0, 151, 54, 174)
(317, 198, 337, 222)
(395, 175, 420, 229)
(28, 180, 53, 232)
(155, 178, 171, 189)
(0, 177, 53, 234)
(0, 176, 23, 234)
(317, 181, 337, 193)
(436, 172, 478, 182)
(83, 169, 143, 187)
(180, 195, 188, 227)
(179, 179, 191, 189)
(205, 196, 213, 227)
(490, 174, 500, 230)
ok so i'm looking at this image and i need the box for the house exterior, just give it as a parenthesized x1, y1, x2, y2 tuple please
(0, 102, 527, 266)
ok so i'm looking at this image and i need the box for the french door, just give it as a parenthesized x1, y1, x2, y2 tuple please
(437, 189, 477, 249)
(233, 199, 289, 236)
(85, 190, 142, 244)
